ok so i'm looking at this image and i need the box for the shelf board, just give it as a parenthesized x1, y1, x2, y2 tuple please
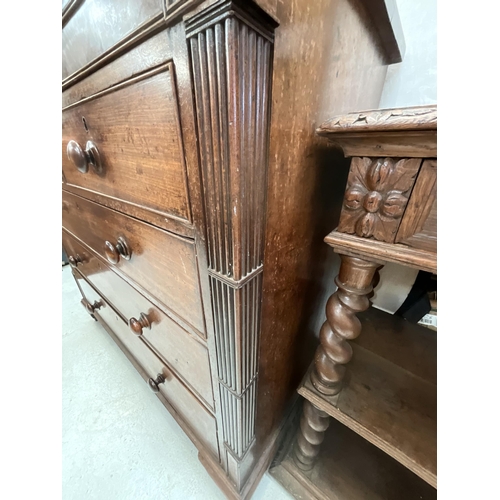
(324, 230, 437, 274)
(299, 307, 437, 487)
(270, 416, 437, 500)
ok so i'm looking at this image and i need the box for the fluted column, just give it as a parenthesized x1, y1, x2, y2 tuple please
(311, 255, 379, 395)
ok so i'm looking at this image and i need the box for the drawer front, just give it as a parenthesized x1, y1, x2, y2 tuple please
(74, 272, 219, 457)
(62, 190, 205, 335)
(63, 229, 213, 407)
(62, 63, 191, 222)
(62, 0, 163, 80)
(395, 159, 437, 253)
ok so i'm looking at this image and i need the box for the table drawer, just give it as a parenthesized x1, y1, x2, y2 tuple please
(62, 62, 191, 223)
(63, 229, 213, 407)
(395, 159, 437, 253)
(62, 190, 205, 336)
(74, 271, 219, 457)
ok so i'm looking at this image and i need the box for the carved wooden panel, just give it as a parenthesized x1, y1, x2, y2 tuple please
(396, 159, 437, 253)
(338, 157, 422, 242)
(186, 0, 275, 469)
(320, 106, 437, 133)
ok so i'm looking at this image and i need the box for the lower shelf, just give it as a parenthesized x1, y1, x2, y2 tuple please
(300, 306, 437, 487)
(269, 416, 437, 500)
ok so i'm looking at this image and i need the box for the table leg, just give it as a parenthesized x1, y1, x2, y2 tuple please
(293, 400, 330, 471)
(311, 254, 379, 396)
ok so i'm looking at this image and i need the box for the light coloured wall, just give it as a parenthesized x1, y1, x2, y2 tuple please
(371, 0, 437, 313)
(379, 0, 437, 108)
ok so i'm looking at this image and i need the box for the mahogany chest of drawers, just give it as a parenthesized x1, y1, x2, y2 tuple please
(62, 0, 403, 497)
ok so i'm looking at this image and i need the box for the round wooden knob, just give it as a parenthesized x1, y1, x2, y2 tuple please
(128, 312, 151, 336)
(104, 237, 131, 264)
(68, 254, 83, 268)
(81, 298, 103, 320)
(66, 140, 102, 174)
(148, 373, 166, 393)
(67, 140, 88, 173)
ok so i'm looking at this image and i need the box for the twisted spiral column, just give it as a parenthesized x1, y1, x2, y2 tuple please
(311, 255, 380, 396)
(293, 400, 330, 470)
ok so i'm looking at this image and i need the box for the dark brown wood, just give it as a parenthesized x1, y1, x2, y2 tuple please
(148, 373, 166, 393)
(185, 1, 276, 487)
(62, 1, 406, 497)
(356, 0, 405, 64)
(66, 139, 102, 174)
(299, 308, 438, 487)
(256, 0, 392, 466)
(287, 103, 438, 496)
(337, 157, 422, 242)
(325, 230, 437, 273)
(62, 190, 205, 335)
(104, 237, 132, 265)
(318, 105, 437, 134)
(62, 230, 214, 406)
(293, 400, 330, 471)
(75, 272, 220, 456)
(62, 62, 192, 223)
(76, 280, 220, 468)
(68, 254, 83, 268)
(80, 297, 102, 319)
(396, 159, 437, 252)
(128, 312, 152, 336)
(316, 105, 437, 158)
(310, 255, 380, 396)
(271, 416, 437, 500)
(62, 0, 163, 81)
(66, 139, 88, 173)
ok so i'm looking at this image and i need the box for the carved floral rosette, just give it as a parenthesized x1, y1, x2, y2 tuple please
(337, 157, 421, 242)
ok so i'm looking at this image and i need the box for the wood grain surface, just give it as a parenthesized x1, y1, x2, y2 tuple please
(299, 307, 437, 487)
(325, 230, 437, 273)
(62, 191, 205, 334)
(63, 230, 214, 406)
(74, 269, 219, 457)
(337, 157, 422, 242)
(256, 0, 390, 453)
(271, 416, 437, 500)
(62, 0, 163, 80)
(396, 159, 437, 252)
(62, 63, 191, 223)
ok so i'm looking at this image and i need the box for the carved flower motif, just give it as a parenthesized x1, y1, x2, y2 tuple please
(338, 157, 420, 241)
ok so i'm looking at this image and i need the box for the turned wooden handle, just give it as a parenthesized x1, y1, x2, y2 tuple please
(148, 373, 166, 393)
(81, 298, 103, 320)
(104, 236, 131, 264)
(67, 140, 102, 174)
(68, 254, 83, 268)
(128, 312, 151, 336)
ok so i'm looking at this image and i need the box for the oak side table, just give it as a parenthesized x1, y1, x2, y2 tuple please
(273, 105, 437, 499)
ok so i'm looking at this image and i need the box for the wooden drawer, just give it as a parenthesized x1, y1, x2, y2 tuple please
(62, 190, 205, 335)
(74, 271, 219, 458)
(62, 62, 191, 223)
(396, 159, 437, 253)
(62, 0, 163, 81)
(62, 229, 213, 407)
